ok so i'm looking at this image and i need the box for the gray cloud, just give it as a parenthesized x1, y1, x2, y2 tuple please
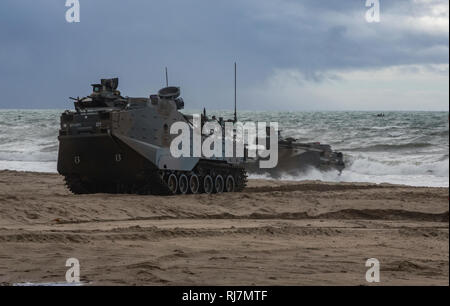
(0, 0, 448, 110)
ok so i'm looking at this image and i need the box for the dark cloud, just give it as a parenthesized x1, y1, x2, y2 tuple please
(0, 0, 448, 110)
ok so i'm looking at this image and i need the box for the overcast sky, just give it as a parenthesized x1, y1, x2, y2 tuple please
(0, 0, 448, 111)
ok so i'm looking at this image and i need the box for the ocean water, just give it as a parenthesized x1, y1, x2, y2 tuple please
(0, 110, 448, 187)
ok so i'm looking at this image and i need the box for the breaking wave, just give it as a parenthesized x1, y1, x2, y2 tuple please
(250, 156, 449, 187)
(345, 142, 434, 152)
(0, 110, 448, 186)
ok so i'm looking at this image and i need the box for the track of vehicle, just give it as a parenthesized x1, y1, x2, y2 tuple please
(64, 160, 247, 195)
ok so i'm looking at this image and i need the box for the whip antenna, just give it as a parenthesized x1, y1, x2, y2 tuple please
(234, 62, 237, 123)
(165, 67, 169, 87)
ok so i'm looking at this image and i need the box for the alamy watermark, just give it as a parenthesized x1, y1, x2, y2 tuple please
(65, 258, 80, 283)
(365, 0, 381, 23)
(66, 1, 380, 24)
(365, 258, 380, 283)
(170, 115, 279, 169)
(65, 0, 80, 23)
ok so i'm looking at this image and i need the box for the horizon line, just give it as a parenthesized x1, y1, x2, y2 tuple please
(0, 108, 448, 113)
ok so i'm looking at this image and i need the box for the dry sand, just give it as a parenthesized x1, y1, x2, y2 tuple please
(0, 170, 448, 285)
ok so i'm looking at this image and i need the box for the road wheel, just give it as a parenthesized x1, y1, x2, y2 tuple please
(167, 173, 178, 194)
(203, 175, 213, 194)
(215, 175, 224, 193)
(178, 174, 189, 194)
(189, 174, 200, 194)
(225, 175, 235, 192)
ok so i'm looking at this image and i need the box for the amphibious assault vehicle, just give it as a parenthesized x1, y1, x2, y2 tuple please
(244, 135, 345, 178)
(57, 78, 247, 195)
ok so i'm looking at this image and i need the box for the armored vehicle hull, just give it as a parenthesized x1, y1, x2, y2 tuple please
(57, 79, 247, 195)
(244, 138, 345, 178)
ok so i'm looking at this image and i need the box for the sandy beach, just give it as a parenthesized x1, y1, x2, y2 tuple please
(0, 170, 448, 286)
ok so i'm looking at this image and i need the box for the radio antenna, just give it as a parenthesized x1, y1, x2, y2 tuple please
(234, 62, 237, 123)
(165, 67, 169, 87)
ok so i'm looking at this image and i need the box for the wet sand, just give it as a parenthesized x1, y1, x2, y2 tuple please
(0, 170, 448, 285)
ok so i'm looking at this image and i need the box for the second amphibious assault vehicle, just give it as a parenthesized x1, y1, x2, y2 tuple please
(57, 78, 247, 195)
(244, 135, 345, 178)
